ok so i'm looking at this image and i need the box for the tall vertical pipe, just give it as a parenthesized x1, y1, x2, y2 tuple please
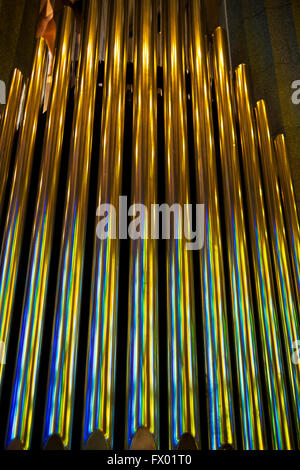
(0, 39, 47, 391)
(256, 101, 300, 447)
(163, 0, 200, 449)
(43, 0, 100, 449)
(0, 69, 23, 218)
(82, 0, 128, 450)
(212, 28, 266, 449)
(235, 64, 292, 449)
(187, 0, 235, 449)
(125, 0, 159, 450)
(6, 8, 75, 450)
(274, 134, 300, 309)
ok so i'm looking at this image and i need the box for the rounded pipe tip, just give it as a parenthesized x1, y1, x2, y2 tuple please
(212, 25, 226, 40)
(130, 427, 156, 450)
(218, 443, 235, 450)
(44, 435, 65, 450)
(85, 430, 108, 450)
(177, 433, 198, 450)
(6, 438, 24, 450)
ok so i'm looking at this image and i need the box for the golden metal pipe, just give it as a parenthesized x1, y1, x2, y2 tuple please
(82, 0, 128, 450)
(43, 0, 101, 449)
(0, 38, 47, 391)
(213, 28, 266, 449)
(256, 101, 300, 447)
(187, 0, 235, 450)
(0, 69, 23, 218)
(274, 134, 300, 310)
(235, 64, 293, 449)
(125, 0, 159, 450)
(6, 8, 75, 450)
(163, 0, 200, 449)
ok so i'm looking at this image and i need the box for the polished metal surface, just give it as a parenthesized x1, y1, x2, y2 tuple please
(83, 0, 129, 450)
(0, 38, 48, 392)
(274, 134, 300, 315)
(6, 8, 75, 450)
(163, 0, 200, 450)
(256, 100, 300, 447)
(213, 27, 265, 449)
(43, 0, 101, 449)
(236, 64, 292, 449)
(0, 0, 298, 451)
(125, 0, 159, 450)
(188, 0, 235, 450)
(0, 69, 23, 218)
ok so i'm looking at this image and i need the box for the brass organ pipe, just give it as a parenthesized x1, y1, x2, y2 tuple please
(82, 0, 128, 449)
(6, 8, 75, 450)
(255, 101, 300, 446)
(0, 38, 47, 391)
(187, 0, 235, 450)
(274, 135, 300, 310)
(125, 0, 159, 449)
(212, 28, 266, 449)
(163, 0, 200, 449)
(235, 64, 292, 449)
(0, 69, 23, 218)
(43, 0, 100, 449)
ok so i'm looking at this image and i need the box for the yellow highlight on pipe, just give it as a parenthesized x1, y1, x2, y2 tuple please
(256, 100, 300, 448)
(6, 7, 75, 450)
(236, 64, 292, 450)
(163, 0, 200, 449)
(43, 0, 101, 449)
(0, 38, 47, 391)
(187, 0, 236, 449)
(213, 27, 265, 450)
(82, 0, 129, 450)
(0, 69, 23, 219)
(125, 0, 159, 449)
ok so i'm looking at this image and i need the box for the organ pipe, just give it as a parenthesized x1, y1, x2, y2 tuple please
(43, 0, 101, 449)
(274, 134, 300, 311)
(6, 8, 75, 450)
(0, 39, 47, 392)
(187, 0, 235, 450)
(163, 0, 200, 449)
(82, 0, 128, 450)
(255, 100, 300, 447)
(0, 69, 23, 218)
(235, 64, 292, 449)
(213, 27, 266, 449)
(125, 0, 159, 450)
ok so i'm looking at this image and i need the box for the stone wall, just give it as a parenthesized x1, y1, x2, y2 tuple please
(224, 0, 300, 213)
(0, 0, 40, 90)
